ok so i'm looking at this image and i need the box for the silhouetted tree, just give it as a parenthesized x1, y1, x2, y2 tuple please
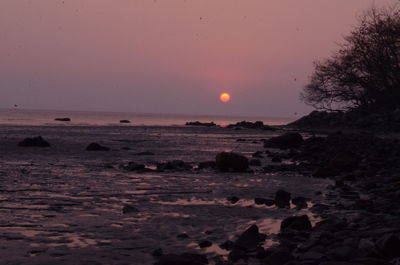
(302, 5, 400, 112)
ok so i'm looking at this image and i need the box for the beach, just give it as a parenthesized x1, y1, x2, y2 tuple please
(0, 122, 332, 265)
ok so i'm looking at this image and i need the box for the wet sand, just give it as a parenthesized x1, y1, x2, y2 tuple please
(0, 125, 332, 265)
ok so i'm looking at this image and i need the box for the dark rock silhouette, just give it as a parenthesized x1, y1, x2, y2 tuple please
(198, 161, 216, 169)
(18, 136, 50, 147)
(215, 152, 248, 172)
(264, 132, 304, 149)
(176, 233, 189, 239)
(54, 118, 71, 122)
(249, 159, 261, 166)
(228, 248, 247, 262)
(157, 160, 192, 171)
(280, 215, 312, 231)
(120, 120, 130, 123)
(198, 240, 212, 248)
(263, 249, 295, 265)
(274, 189, 291, 208)
(233, 224, 265, 252)
(86, 143, 110, 151)
(227, 120, 275, 130)
(122, 162, 146, 171)
(227, 196, 240, 204)
(376, 234, 400, 258)
(252, 151, 264, 158)
(292, 196, 308, 209)
(122, 205, 139, 214)
(185, 121, 216, 127)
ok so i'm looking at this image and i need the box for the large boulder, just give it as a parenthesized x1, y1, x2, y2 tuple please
(154, 253, 208, 265)
(275, 189, 291, 208)
(215, 152, 249, 172)
(264, 133, 304, 149)
(86, 143, 110, 151)
(280, 215, 312, 231)
(18, 136, 50, 147)
(234, 224, 265, 252)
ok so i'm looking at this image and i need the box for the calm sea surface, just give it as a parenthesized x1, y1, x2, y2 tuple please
(0, 108, 293, 126)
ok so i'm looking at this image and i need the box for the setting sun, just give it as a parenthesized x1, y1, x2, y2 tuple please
(219, 93, 231, 102)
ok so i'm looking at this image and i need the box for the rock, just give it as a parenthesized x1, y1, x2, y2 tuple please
(198, 161, 216, 169)
(155, 253, 208, 265)
(220, 240, 235, 250)
(152, 248, 163, 257)
(54, 118, 71, 122)
(86, 143, 110, 151)
(264, 133, 304, 149)
(123, 162, 146, 171)
(215, 152, 249, 172)
(227, 196, 239, 204)
(254, 198, 268, 205)
(227, 121, 275, 130)
(18, 136, 50, 147)
(249, 159, 262, 166)
(264, 199, 275, 206)
(234, 225, 265, 252)
(263, 249, 295, 265)
(198, 240, 212, 248)
(280, 215, 312, 231)
(134, 151, 155, 156)
(185, 121, 216, 127)
(157, 160, 192, 171)
(252, 151, 264, 158)
(275, 189, 291, 208)
(177, 233, 189, 239)
(328, 152, 359, 171)
(122, 205, 139, 214)
(376, 234, 400, 258)
(271, 156, 282, 163)
(120, 120, 130, 123)
(327, 245, 356, 261)
(292, 197, 308, 209)
(254, 198, 274, 206)
(228, 248, 247, 262)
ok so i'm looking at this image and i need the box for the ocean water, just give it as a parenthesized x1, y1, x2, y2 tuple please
(0, 109, 331, 265)
(0, 108, 293, 126)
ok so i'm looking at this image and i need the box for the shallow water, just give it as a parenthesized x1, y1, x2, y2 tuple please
(0, 125, 330, 265)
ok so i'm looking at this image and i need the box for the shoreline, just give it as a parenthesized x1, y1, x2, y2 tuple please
(1, 125, 398, 264)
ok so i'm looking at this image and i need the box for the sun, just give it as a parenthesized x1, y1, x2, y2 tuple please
(219, 92, 231, 102)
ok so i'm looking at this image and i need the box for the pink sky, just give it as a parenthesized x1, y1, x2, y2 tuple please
(0, 0, 396, 117)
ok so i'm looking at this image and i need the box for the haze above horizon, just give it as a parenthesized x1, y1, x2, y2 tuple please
(0, 0, 396, 117)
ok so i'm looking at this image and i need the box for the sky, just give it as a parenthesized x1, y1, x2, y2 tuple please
(0, 0, 397, 118)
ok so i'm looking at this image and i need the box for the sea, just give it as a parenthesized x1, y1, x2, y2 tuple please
(0, 108, 293, 127)
(0, 108, 330, 265)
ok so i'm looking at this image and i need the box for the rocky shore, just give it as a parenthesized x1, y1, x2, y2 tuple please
(154, 130, 400, 265)
(2, 123, 399, 265)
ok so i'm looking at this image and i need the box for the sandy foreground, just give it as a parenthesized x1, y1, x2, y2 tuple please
(0, 125, 332, 265)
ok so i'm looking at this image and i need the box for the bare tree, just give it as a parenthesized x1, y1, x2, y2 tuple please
(302, 5, 400, 112)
